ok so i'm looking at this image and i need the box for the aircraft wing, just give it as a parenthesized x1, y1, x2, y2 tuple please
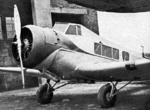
(1, 48, 150, 82)
(72, 59, 150, 81)
(47, 49, 150, 81)
(0, 67, 55, 79)
(66, 0, 150, 12)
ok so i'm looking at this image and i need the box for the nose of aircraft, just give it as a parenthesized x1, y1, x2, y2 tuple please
(12, 25, 61, 68)
(12, 27, 33, 62)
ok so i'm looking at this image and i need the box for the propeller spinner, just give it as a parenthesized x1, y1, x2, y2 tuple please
(12, 28, 33, 62)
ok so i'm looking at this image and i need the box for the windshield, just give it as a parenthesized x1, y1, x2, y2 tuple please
(65, 25, 82, 35)
(52, 22, 68, 33)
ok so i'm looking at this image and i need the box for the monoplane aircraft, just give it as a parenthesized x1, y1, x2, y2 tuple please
(0, 5, 150, 108)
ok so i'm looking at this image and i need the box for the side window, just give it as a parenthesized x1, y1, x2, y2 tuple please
(94, 42, 101, 55)
(66, 25, 76, 35)
(122, 51, 129, 61)
(6, 17, 15, 39)
(94, 42, 119, 60)
(0, 17, 2, 39)
(102, 44, 112, 58)
(113, 48, 119, 60)
(77, 25, 81, 35)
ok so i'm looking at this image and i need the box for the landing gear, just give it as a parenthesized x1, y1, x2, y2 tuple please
(36, 79, 70, 104)
(97, 84, 117, 108)
(36, 80, 54, 104)
(98, 79, 135, 108)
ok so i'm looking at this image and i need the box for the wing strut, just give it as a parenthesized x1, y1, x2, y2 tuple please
(14, 5, 25, 89)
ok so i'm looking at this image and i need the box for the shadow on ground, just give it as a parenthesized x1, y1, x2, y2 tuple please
(0, 83, 150, 110)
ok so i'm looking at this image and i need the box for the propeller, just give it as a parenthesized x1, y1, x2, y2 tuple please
(14, 4, 25, 89)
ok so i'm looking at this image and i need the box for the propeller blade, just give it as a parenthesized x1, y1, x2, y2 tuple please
(14, 4, 25, 89)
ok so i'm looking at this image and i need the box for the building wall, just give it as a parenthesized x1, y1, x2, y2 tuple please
(51, 0, 99, 34)
(51, 0, 83, 8)
(0, 0, 100, 91)
(0, 0, 33, 26)
(82, 9, 99, 35)
(0, 0, 38, 92)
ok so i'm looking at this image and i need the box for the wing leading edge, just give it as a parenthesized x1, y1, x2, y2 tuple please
(72, 59, 150, 81)
(1, 48, 150, 82)
(46, 48, 150, 81)
(0, 67, 58, 81)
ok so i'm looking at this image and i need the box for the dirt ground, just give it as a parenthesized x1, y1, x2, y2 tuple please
(0, 82, 150, 110)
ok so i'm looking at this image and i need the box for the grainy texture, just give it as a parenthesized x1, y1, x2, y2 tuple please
(0, 82, 149, 110)
(51, 0, 99, 34)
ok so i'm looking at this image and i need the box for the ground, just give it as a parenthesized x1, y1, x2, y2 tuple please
(0, 82, 150, 110)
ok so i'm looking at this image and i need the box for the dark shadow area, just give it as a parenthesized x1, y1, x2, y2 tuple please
(117, 84, 150, 110)
(51, 13, 82, 26)
(0, 84, 150, 110)
(53, 93, 99, 109)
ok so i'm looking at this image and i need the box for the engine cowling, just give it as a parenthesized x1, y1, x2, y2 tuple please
(12, 25, 60, 68)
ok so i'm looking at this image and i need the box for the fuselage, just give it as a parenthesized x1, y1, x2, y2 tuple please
(52, 22, 143, 62)
(12, 23, 149, 81)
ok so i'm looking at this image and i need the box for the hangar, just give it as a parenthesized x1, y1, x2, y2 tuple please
(0, 0, 99, 91)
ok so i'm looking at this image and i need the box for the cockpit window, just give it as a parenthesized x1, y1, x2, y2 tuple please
(52, 22, 68, 33)
(66, 25, 82, 35)
(66, 25, 76, 35)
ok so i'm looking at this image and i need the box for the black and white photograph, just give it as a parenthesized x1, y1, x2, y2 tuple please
(0, 0, 150, 110)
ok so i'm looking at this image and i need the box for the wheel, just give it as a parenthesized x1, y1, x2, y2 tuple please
(36, 84, 53, 104)
(97, 84, 117, 108)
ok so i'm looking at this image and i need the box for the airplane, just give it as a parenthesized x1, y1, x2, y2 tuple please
(1, 5, 150, 108)
(65, 0, 150, 13)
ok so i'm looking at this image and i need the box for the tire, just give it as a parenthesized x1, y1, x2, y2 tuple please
(97, 84, 117, 108)
(36, 84, 53, 104)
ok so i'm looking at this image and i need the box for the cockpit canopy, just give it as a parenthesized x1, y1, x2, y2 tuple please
(52, 22, 82, 36)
